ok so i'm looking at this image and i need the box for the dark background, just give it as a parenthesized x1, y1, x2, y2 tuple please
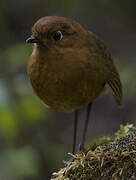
(0, 0, 136, 179)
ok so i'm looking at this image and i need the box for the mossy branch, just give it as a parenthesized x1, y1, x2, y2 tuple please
(51, 124, 136, 180)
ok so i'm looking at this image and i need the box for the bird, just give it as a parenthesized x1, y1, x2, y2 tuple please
(26, 16, 122, 155)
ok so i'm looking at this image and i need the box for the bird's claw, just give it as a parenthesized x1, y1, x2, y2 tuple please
(78, 143, 86, 152)
(66, 144, 86, 166)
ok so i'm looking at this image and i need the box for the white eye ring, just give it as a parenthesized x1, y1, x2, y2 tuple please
(53, 30, 63, 41)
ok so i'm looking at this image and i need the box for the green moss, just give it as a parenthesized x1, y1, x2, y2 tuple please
(51, 124, 136, 180)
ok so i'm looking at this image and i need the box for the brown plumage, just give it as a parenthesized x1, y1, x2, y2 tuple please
(26, 16, 122, 112)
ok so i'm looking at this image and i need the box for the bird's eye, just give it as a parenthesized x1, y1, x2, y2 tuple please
(52, 31, 63, 41)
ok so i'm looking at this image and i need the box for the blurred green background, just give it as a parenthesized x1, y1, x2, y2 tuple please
(0, 0, 136, 179)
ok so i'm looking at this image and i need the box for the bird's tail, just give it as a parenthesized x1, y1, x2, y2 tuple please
(107, 70, 123, 106)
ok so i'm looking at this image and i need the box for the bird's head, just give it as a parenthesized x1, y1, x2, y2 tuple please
(26, 16, 88, 51)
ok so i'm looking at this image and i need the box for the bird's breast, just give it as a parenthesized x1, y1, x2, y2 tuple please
(27, 51, 106, 112)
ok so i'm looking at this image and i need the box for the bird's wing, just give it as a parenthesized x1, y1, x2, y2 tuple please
(88, 31, 123, 106)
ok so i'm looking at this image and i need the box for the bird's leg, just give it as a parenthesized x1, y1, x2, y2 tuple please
(78, 103, 92, 152)
(72, 109, 79, 154)
(67, 104, 92, 166)
(66, 109, 79, 166)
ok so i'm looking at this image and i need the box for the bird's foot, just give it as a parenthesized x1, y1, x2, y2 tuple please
(66, 155, 76, 166)
(66, 143, 86, 166)
(77, 143, 85, 153)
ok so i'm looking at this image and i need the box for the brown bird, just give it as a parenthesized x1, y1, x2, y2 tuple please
(26, 16, 122, 155)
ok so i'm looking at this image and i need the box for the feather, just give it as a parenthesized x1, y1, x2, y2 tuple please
(107, 72, 123, 106)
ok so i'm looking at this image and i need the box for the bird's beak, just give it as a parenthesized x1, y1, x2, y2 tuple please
(26, 35, 39, 43)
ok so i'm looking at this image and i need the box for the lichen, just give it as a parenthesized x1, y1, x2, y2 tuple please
(51, 124, 136, 180)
